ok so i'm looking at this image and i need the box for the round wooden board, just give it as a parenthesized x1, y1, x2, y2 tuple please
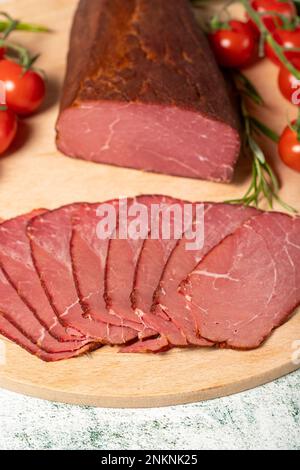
(0, 0, 299, 408)
(0, 312, 299, 408)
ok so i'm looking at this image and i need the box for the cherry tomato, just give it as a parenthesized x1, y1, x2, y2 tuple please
(249, 0, 297, 33)
(0, 108, 17, 155)
(0, 60, 46, 116)
(278, 57, 300, 104)
(278, 122, 300, 172)
(208, 20, 258, 69)
(265, 27, 300, 66)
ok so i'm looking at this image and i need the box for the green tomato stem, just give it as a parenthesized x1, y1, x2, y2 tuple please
(0, 39, 32, 68)
(2, 22, 50, 33)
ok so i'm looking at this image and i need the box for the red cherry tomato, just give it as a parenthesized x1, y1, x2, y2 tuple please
(265, 27, 300, 66)
(278, 57, 300, 104)
(0, 60, 46, 116)
(278, 122, 300, 172)
(249, 0, 297, 33)
(0, 108, 17, 155)
(208, 20, 258, 69)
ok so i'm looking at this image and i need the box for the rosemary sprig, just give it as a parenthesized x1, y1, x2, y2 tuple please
(191, 1, 298, 213)
(235, 72, 264, 105)
(250, 116, 280, 143)
(227, 98, 297, 213)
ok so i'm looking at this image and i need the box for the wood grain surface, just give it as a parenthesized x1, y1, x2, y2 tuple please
(0, 0, 298, 408)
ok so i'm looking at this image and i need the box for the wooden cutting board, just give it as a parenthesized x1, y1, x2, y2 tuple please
(0, 0, 299, 408)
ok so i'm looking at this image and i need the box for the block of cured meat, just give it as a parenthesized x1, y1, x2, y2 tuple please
(0, 267, 93, 358)
(123, 204, 258, 353)
(56, 0, 240, 182)
(0, 211, 89, 353)
(27, 203, 137, 344)
(181, 212, 300, 349)
(105, 195, 181, 337)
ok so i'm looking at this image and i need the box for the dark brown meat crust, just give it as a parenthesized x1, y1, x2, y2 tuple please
(60, 0, 240, 131)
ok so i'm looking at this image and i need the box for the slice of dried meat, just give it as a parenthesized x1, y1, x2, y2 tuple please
(0, 315, 93, 362)
(181, 212, 300, 349)
(124, 204, 258, 353)
(0, 267, 95, 355)
(105, 195, 184, 337)
(27, 203, 136, 344)
(0, 211, 87, 350)
(71, 199, 146, 333)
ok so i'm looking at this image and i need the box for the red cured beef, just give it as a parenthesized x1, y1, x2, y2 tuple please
(181, 212, 300, 349)
(123, 204, 258, 353)
(56, 0, 240, 182)
(0, 211, 89, 352)
(130, 198, 191, 342)
(70, 200, 132, 326)
(105, 196, 181, 336)
(71, 198, 151, 335)
(0, 315, 93, 362)
(71, 197, 153, 336)
(27, 203, 137, 344)
(0, 267, 92, 356)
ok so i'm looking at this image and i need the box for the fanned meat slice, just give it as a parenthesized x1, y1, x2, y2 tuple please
(0, 267, 95, 355)
(130, 198, 188, 342)
(27, 203, 136, 344)
(71, 198, 147, 333)
(123, 204, 258, 353)
(0, 211, 88, 350)
(0, 315, 93, 362)
(105, 195, 181, 336)
(181, 212, 300, 349)
(122, 336, 170, 354)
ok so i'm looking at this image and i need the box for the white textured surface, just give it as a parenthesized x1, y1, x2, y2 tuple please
(0, 371, 299, 450)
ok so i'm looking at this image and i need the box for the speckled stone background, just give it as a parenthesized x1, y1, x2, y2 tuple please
(0, 371, 299, 450)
